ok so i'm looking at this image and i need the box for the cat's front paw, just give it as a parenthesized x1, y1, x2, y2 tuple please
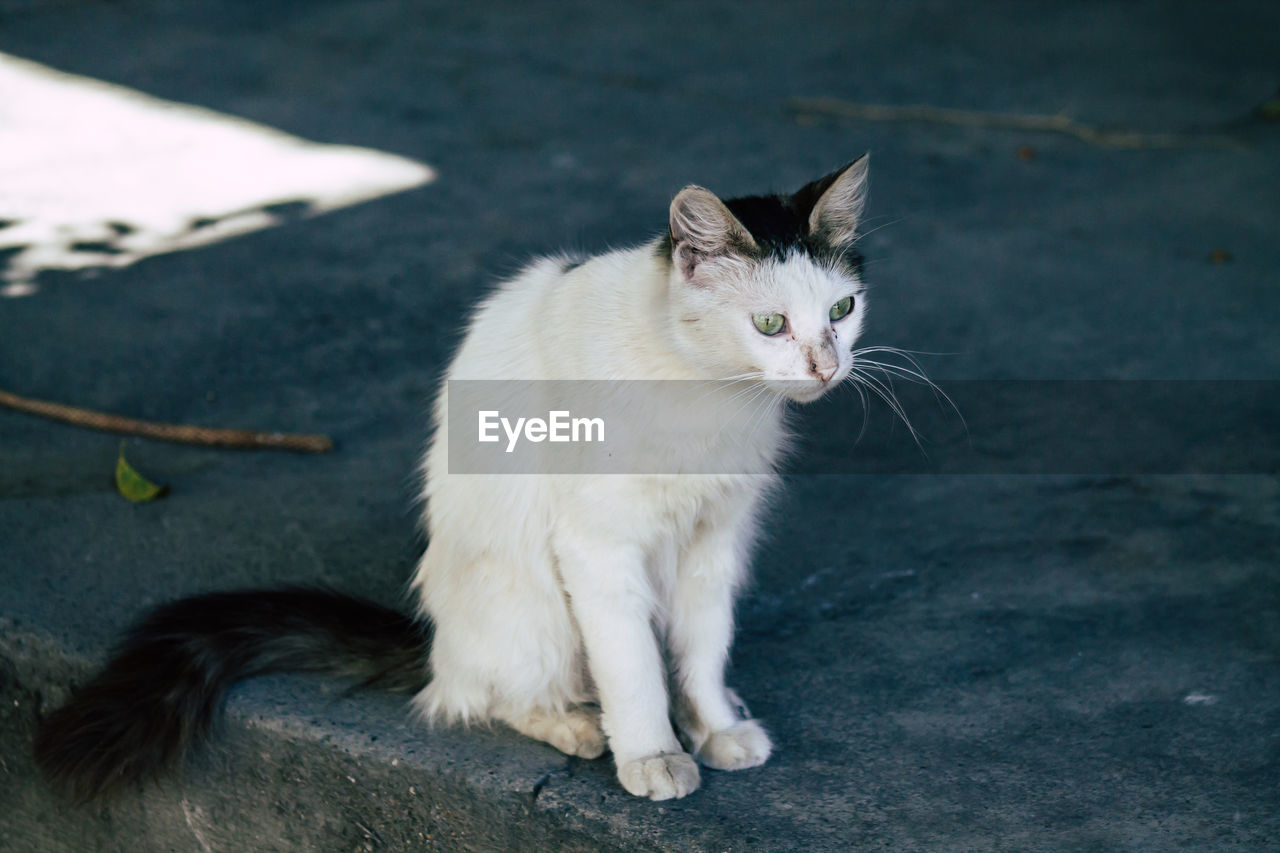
(617, 752, 701, 800)
(695, 719, 772, 771)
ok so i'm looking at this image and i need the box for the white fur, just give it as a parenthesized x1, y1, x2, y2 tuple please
(410, 163, 868, 799)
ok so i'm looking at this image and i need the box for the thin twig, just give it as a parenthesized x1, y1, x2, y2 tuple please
(0, 388, 334, 453)
(789, 96, 1236, 149)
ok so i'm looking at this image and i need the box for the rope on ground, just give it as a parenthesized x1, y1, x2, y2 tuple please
(0, 388, 334, 453)
(788, 97, 1237, 149)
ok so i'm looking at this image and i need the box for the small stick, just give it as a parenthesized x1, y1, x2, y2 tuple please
(0, 388, 334, 453)
(788, 96, 1236, 149)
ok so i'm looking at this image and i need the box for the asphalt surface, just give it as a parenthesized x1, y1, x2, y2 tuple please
(1, 1, 1278, 850)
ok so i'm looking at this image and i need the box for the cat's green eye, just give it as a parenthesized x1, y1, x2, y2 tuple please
(752, 313, 786, 336)
(830, 296, 854, 322)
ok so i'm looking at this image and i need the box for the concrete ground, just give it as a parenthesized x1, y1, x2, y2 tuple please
(1, 1, 1277, 850)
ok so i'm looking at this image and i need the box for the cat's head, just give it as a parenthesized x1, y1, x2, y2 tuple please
(665, 156, 869, 404)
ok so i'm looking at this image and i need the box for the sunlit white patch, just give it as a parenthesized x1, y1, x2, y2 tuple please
(0, 52, 435, 297)
(1, 281, 37, 298)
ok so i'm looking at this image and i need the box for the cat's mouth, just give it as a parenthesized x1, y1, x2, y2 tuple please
(768, 378, 836, 404)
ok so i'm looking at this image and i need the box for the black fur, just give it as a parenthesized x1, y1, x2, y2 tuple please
(723, 161, 865, 278)
(659, 162, 866, 278)
(33, 587, 427, 801)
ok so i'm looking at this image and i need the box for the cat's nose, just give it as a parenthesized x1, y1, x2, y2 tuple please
(806, 340, 839, 384)
(810, 362, 837, 383)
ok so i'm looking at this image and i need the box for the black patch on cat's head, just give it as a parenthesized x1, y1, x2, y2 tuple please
(722, 189, 864, 279)
(655, 232, 675, 267)
(659, 162, 868, 280)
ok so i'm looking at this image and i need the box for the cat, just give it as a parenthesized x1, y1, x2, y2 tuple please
(35, 155, 873, 802)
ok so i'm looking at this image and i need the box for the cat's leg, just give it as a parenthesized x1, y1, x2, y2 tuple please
(502, 705, 605, 759)
(413, 540, 586, 738)
(553, 535, 701, 800)
(669, 510, 773, 772)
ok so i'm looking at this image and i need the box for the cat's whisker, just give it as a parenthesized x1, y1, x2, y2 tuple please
(849, 373, 919, 448)
(705, 371, 767, 384)
(686, 372, 766, 407)
(851, 216, 905, 244)
(736, 385, 776, 427)
(849, 345, 932, 372)
(717, 379, 770, 410)
(851, 359, 941, 394)
(848, 348, 966, 432)
(850, 345, 959, 359)
(734, 390, 768, 443)
(848, 367, 925, 450)
(851, 359, 928, 383)
(713, 383, 774, 446)
(851, 213, 898, 228)
(692, 371, 766, 391)
(841, 374, 872, 445)
(710, 380, 762, 422)
(744, 387, 785, 443)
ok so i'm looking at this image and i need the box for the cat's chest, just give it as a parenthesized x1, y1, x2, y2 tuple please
(626, 475, 758, 543)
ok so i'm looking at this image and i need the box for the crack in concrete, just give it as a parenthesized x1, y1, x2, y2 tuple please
(529, 756, 574, 805)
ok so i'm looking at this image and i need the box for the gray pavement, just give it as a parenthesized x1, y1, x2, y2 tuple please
(1, 1, 1278, 850)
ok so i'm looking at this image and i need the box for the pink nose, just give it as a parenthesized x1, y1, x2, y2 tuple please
(812, 364, 837, 383)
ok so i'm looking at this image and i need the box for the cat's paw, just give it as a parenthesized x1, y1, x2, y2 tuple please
(695, 719, 772, 771)
(617, 752, 701, 800)
(508, 707, 606, 759)
(553, 709, 606, 759)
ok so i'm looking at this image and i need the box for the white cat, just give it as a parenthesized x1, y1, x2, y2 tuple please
(415, 157, 870, 799)
(35, 156, 872, 802)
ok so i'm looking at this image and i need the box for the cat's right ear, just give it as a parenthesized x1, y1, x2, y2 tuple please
(668, 186, 758, 282)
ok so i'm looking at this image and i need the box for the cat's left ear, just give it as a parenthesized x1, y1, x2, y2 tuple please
(798, 154, 870, 248)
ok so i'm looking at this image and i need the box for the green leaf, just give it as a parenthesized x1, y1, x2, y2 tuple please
(115, 445, 169, 503)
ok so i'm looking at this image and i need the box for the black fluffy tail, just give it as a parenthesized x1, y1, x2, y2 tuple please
(33, 587, 428, 801)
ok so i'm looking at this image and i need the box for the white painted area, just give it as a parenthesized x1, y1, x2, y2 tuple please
(0, 52, 435, 297)
(1183, 692, 1218, 705)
